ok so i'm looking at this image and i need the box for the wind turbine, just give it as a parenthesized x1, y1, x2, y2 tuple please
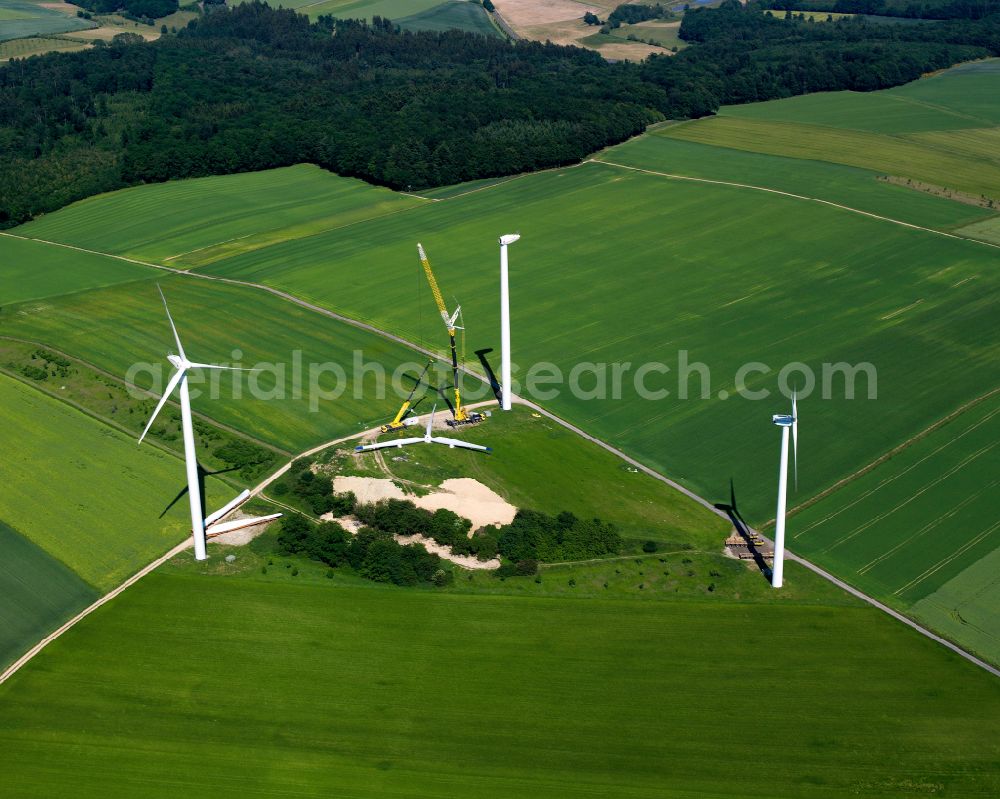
(770, 390, 798, 588)
(355, 406, 491, 454)
(139, 286, 269, 560)
(499, 233, 520, 411)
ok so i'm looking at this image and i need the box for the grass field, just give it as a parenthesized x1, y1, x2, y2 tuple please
(367, 406, 729, 546)
(0, 570, 997, 797)
(0, 0, 93, 41)
(0, 35, 88, 59)
(0, 232, 158, 305)
(0, 273, 423, 449)
(16, 164, 426, 265)
(0, 520, 97, 669)
(236, 0, 493, 31)
(396, 1, 498, 36)
(788, 392, 1000, 663)
(662, 60, 1000, 202)
(663, 116, 1000, 201)
(720, 59, 1000, 133)
(10, 158, 999, 527)
(0, 373, 233, 591)
(604, 132, 993, 229)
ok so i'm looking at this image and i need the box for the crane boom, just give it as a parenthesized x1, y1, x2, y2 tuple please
(417, 243, 452, 329)
(416, 243, 473, 423)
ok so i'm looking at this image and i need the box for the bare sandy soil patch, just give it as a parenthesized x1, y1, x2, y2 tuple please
(210, 513, 279, 546)
(332, 475, 516, 531)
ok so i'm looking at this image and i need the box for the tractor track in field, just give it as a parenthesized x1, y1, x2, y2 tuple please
(1, 231, 998, 680)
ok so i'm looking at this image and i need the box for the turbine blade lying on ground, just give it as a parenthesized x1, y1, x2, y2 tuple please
(430, 436, 491, 453)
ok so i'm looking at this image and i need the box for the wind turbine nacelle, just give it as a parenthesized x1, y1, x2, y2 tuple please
(772, 414, 794, 427)
(167, 354, 185, 369)
(499, 234, 520, 246)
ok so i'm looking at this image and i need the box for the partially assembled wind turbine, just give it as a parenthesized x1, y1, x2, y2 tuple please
(770, 390, 798, 588)
(499, 233, 520, 411)
(139, 286, 278, 560)
(355, 406, 491, 454)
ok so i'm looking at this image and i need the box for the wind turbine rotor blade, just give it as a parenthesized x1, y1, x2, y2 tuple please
(430, 436, 491, 453)
(157, 285, 186, 362)
(139, 367, 185, 444)
(186, 362, 255, 371)
(425, 405, 437, 440)
(792, 390, 798, 489)
(355, 438, 423, 452)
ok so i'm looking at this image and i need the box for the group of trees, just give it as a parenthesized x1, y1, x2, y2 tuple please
(496, 510, 622, 563)
(2, 2, 999, 224)
(68, 0, 178, 21)
(269, 458, 356, 516)
(768, 0, 998, 20)
(212, 438, 278, 483)
(355, 498, 499, 561)
(277, 515, 449, 586)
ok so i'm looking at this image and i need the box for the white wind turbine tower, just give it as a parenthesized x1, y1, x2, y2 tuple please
(499, 233, 520, 411)
(139, 286, 274, 560)
(355, 406, 491, 454)
(770, 390, 798, 588)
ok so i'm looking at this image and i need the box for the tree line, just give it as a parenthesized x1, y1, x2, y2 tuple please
(1, 1, 998, 225)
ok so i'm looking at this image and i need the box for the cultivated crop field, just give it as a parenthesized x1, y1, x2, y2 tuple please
(666, 59, 1000, 201)
(0, 274, 416, 449)
(0, 0, 93, 42)
(0, 571, 998, 797)
(790, 392, 1000, 663)
(0, 374, 232, 591)
(11, 149, 1000, 529)
(0, 521, 97, 669)
(0, 232, 159, 305)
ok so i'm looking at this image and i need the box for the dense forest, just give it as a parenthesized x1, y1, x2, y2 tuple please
(769, 0, 998, 20)
(1, 1, 998, 225)
(69, 0, 179, 21)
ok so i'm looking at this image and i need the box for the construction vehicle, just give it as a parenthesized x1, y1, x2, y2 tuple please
(417, 243, 484, 427)
(381, 359, 433, 433)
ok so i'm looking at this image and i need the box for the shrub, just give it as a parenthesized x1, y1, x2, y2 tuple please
(515, 559, 538, 576)
(643, 540, 658, 553)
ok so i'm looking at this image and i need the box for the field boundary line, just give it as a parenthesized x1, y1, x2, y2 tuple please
(3, 236, 998, 678)
(592, 159, 1000, 251)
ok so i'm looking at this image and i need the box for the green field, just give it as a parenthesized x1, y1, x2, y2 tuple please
(0, 570, 997, 797)
(0, 35, 88, 59)
(0, 0, 93, 41)
(236, 0, 492, 31)
(0, 374, 233, 591)
(16, 164, 427, 265)
(663, 60, 1000, 201)
(604, 132, 992, 230)
(0, 274, 417, 449)
(789, 392, 1000, 663)
(720, 60, 1000, 133)
(10, 159, 999, 528)
(368, 406, 728, 546)
(396, 1, 497, 36)
(0, 521, 97, 669)
(0, 232, 158, 305)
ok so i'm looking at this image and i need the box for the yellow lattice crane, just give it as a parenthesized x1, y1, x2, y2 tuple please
(417, 243, 483, 426)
